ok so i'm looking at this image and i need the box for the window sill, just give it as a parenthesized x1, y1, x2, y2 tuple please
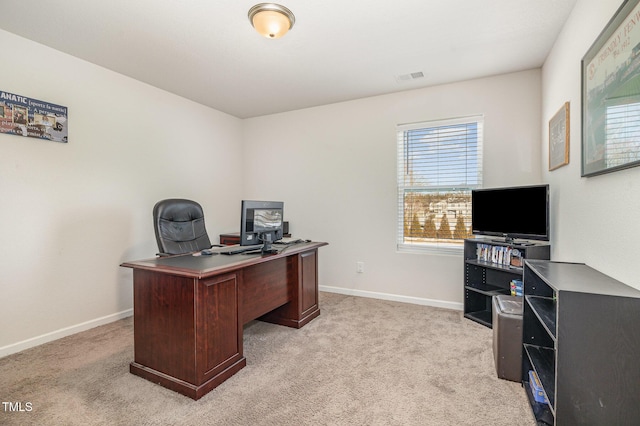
(397, 243, 463, 257)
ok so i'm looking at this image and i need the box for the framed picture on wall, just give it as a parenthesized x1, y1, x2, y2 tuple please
(581, 0, 640, 177)
(0, 90, 68, 143)
(549, 102, 569, 171)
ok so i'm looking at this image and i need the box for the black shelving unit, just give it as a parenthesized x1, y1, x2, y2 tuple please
(522, 260, 640, 425)
(463, 238, 550, 328)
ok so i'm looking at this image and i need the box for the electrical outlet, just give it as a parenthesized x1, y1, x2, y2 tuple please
(356, 261, 364, 273)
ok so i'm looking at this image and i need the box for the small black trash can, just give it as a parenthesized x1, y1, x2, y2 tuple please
(492, 295, 523, 382)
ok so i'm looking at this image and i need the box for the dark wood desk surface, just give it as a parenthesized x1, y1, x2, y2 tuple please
(121, 241, 327, 399)
(122, 241, 326, 278)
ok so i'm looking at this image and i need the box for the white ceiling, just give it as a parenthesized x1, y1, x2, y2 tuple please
(0, 0, 577, 118)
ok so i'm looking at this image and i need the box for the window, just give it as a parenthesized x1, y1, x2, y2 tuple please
(397, 116, 483, 254)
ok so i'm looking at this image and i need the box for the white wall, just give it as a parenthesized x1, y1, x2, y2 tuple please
(542, 0, 640, 289)
(12, 3, 628, 355)
(0, 30, 244, 355)
(243, 69, 543, 307)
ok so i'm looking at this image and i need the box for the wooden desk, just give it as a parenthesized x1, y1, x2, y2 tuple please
(121, 241, 327, 400)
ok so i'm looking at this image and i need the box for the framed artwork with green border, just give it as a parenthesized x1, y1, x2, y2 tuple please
(582, 0, 640, 176)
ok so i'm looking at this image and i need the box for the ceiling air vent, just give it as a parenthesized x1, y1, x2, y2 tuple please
(395, 71, 425, 83)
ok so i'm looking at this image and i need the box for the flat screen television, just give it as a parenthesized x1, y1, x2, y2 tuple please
(471, 184, 549, 242)
(240, 200, 284, 252)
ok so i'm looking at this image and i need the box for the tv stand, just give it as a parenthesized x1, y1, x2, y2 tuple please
(463, 238, 550, 328)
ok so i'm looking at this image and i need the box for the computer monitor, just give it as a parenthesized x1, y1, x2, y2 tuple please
(240, 200, 284, 253)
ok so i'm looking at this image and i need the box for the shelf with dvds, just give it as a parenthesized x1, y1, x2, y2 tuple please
(522, 260, 640, 425)
(463, 238, 549, 328)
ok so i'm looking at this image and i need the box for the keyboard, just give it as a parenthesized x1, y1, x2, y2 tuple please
(218, 245, 262, 255)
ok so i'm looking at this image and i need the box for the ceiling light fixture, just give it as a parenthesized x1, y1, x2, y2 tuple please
(248, 3, 295, 39)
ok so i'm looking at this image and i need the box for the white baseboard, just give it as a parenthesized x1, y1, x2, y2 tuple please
(319, 285, 463, 311)
(0, 309, 133, 358)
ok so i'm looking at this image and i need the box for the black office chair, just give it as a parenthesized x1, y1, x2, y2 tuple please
(153, 199, 217, 256)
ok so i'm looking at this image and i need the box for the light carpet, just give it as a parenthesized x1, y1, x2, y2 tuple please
(1, 292, 535, 425)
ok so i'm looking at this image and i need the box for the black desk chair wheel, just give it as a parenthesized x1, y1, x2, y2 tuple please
(153, 198, 221, 256)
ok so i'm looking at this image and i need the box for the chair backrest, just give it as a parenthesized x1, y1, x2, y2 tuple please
(153, 199, 212, 255)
